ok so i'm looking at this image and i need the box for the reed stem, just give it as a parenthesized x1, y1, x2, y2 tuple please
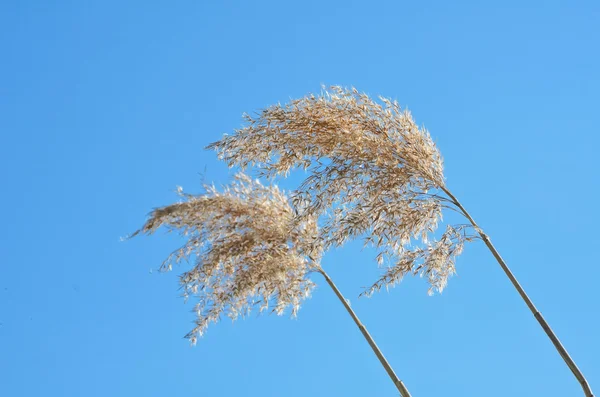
(317, 268, 412, 397)
(441, 186, 593, 397)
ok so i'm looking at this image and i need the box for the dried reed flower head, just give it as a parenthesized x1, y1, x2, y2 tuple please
(208, 86, 476, 295)
(131, 174, 322, 344)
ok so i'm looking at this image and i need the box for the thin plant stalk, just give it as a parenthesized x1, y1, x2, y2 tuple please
(441, 186, 594, 397)
(317, 267, 412, 397)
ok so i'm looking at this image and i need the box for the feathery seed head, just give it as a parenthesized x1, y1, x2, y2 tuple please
(208, 87, 474, 295)
(132, 174, 321, 343)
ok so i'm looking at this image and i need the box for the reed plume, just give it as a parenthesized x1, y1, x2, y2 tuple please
(131, 174, 320, 344)
(132, 173, 412, 396)
(208, 86, 593, 397)
(208, 86, 474, 295)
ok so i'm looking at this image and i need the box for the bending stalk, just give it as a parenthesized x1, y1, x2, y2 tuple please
(441, 186, 593, 397)
(317, 268, 412, 397)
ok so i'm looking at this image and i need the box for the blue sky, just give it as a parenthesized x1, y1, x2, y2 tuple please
(1, 1, 598, 396)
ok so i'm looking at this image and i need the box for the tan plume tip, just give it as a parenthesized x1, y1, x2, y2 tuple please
(132, 173, 322, 343)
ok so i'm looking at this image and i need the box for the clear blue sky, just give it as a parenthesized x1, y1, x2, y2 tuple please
(1, 1, 598, 396)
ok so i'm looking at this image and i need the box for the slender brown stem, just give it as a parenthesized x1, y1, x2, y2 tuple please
(441, 186, 594, 397)
(316, 268, 412, 397)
